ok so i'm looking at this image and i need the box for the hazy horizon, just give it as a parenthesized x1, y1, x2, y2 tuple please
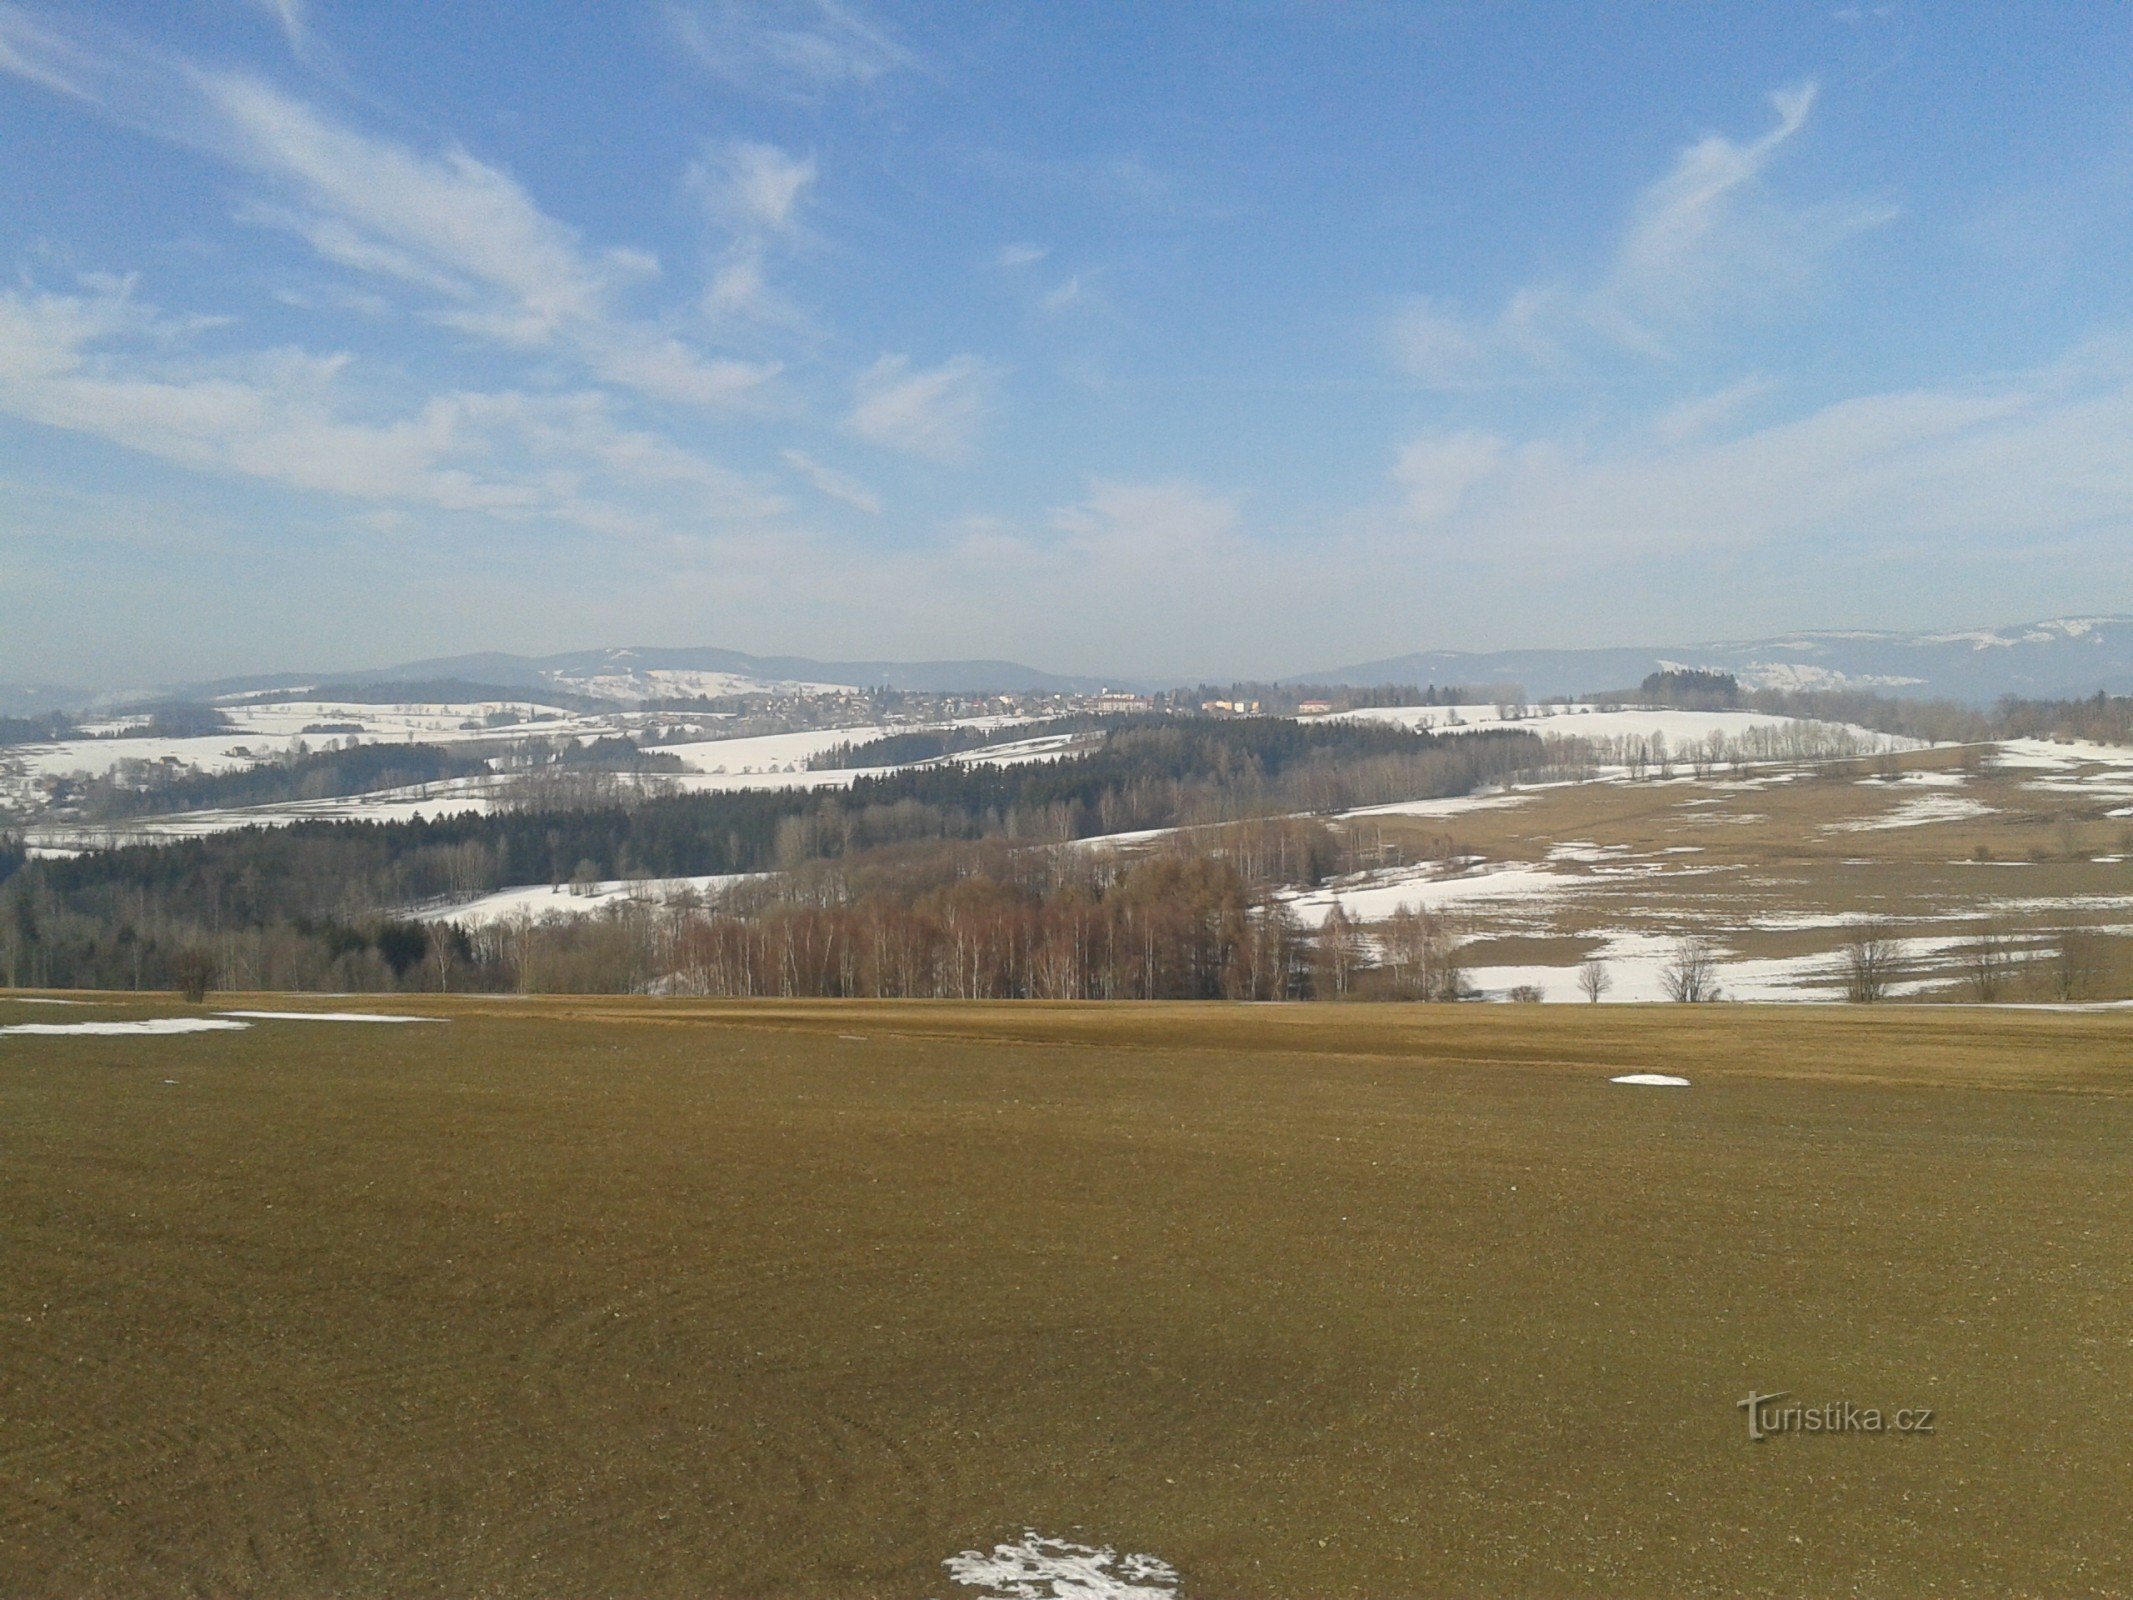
(7, 4, 2133, 685)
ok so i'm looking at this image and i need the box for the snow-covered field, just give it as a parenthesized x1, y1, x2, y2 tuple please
(412, 874, 763, 927)
(8, 712, 1039, 847)
(1326, 701, 1913, 747)
(1827, 792, 1997, 831)
(1461, 928, 1984, 1004)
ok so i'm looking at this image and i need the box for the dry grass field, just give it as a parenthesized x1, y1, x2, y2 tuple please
(5, 992, 2133, 1596)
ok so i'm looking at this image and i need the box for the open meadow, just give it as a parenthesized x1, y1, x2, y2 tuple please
(4, 993, 2132, 1596)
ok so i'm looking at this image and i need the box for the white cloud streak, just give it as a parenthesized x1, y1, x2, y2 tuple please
(1391, 85, 1894, 386)
(781, 447, 882, 514)
(1381, 346, 2133, 566)
(249, 0, 310, 60)
(0, 281, 785, 531)
(0, 20, 781, 412)
(689, 140, 818, 328)
(668, 0, 915, 101)
(847, 353, 992, 462)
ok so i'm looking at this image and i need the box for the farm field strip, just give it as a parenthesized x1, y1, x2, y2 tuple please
(2, 997, 2130, 1597)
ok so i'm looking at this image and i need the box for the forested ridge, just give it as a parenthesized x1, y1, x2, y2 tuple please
(1, 719, 1539, 994)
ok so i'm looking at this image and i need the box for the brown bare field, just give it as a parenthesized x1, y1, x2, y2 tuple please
(4, 992, 2133, 1596)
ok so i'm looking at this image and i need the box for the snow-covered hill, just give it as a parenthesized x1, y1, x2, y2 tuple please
(1300, 616, 2133, 703)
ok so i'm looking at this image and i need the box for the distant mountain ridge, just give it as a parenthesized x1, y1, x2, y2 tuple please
(186, 646, 1124, 704)
(1297, 616, 2133, 704)
(15, 616, 2133, 714)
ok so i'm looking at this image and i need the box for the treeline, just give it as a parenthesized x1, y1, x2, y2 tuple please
(0, 718, 1539, 993)
(95, 702, 234, 738)
(1548, 720, 1895, 779)
(1995, 691, 2133, 746)
(0, 714, 77, 747)
(1638, 669, 1740, 708)
(1734, 686, 2133, 747)
(472, 826, 1468, 1001)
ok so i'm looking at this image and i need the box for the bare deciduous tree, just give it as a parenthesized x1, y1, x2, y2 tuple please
(172, 947, 216, 1005)
(1383, 907, 1464, 1001)
(1577, 957, 1610, 1003)
(1843, 922, 1901, 1003)
(1965, 925, 2013, 1003)
(2048, 929, 2109, 1003)
(1660, 935, 1721, 1003)
(1314, 903, 1361, 999)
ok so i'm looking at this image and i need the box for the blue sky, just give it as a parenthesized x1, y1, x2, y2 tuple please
(5, 2, 2133, 687)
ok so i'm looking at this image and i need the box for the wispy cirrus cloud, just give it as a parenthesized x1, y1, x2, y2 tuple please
(847, 353, 993, 462)
(668, 0, 915, 102)
(781, 447, 882, 514)
(246, 0, 318, 66)
(0, 279, 786, 531)
(1389, 431, 1505, 523)
(690, 140, 819, 328)
(1378, 341, 2133, 567)
(1651, 376, 1777, 443)
(201, 75, 780, 407)
(695, 140, 817, 236)
(1391, 85, 1893, 387)
(0, 16, 782, 411)
(993, 242, 1049, 270)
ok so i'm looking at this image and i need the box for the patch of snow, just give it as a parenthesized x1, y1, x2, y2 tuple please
(1611, 1074, 1691, 1087)
(1343, 789, 1537, 820)
(218, 1011, 444, 1024)
(1546, 841, 1633, 864)
(29, 773, 509, 848)
(1994, 737, 2133, 772)
(659, 717, 1028, 781)
(1827, 794, 1995, 832)
(0, 1018, 250, 1037)
(1331, 703, 1915, 752)
(413, 873, 763, 927)
(940, 1531, 1179, 1599)
(1286, 861, 1572, 924)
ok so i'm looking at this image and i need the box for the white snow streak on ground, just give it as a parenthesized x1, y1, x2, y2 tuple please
(658, 717, 1027, 779)
(1327, 703, 1918, 748)
(1612, 1074, 1692, 1087)
(6, 714, 1036, 838)
(1827, 793, 1996, 831)
(413, 874, 763, 927)
(1284, 849, 1731, 930)
(1545, 841, 1636, 864)
(1342, 789, 1537, 819)
(938, 1532, 1180, 1599)
(30, 775, 510, 847)
(1286, 861, 1575, 925)
(658, 726, 899, 774)
(5, 702, 607, 789)
(1992, 738, 2133, 771)
(218, 1012, 444, 1024)
(948, 732, 1090, 768)
(1467, 931, 1986, 1004)
(0, 1018, 251, 1037)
